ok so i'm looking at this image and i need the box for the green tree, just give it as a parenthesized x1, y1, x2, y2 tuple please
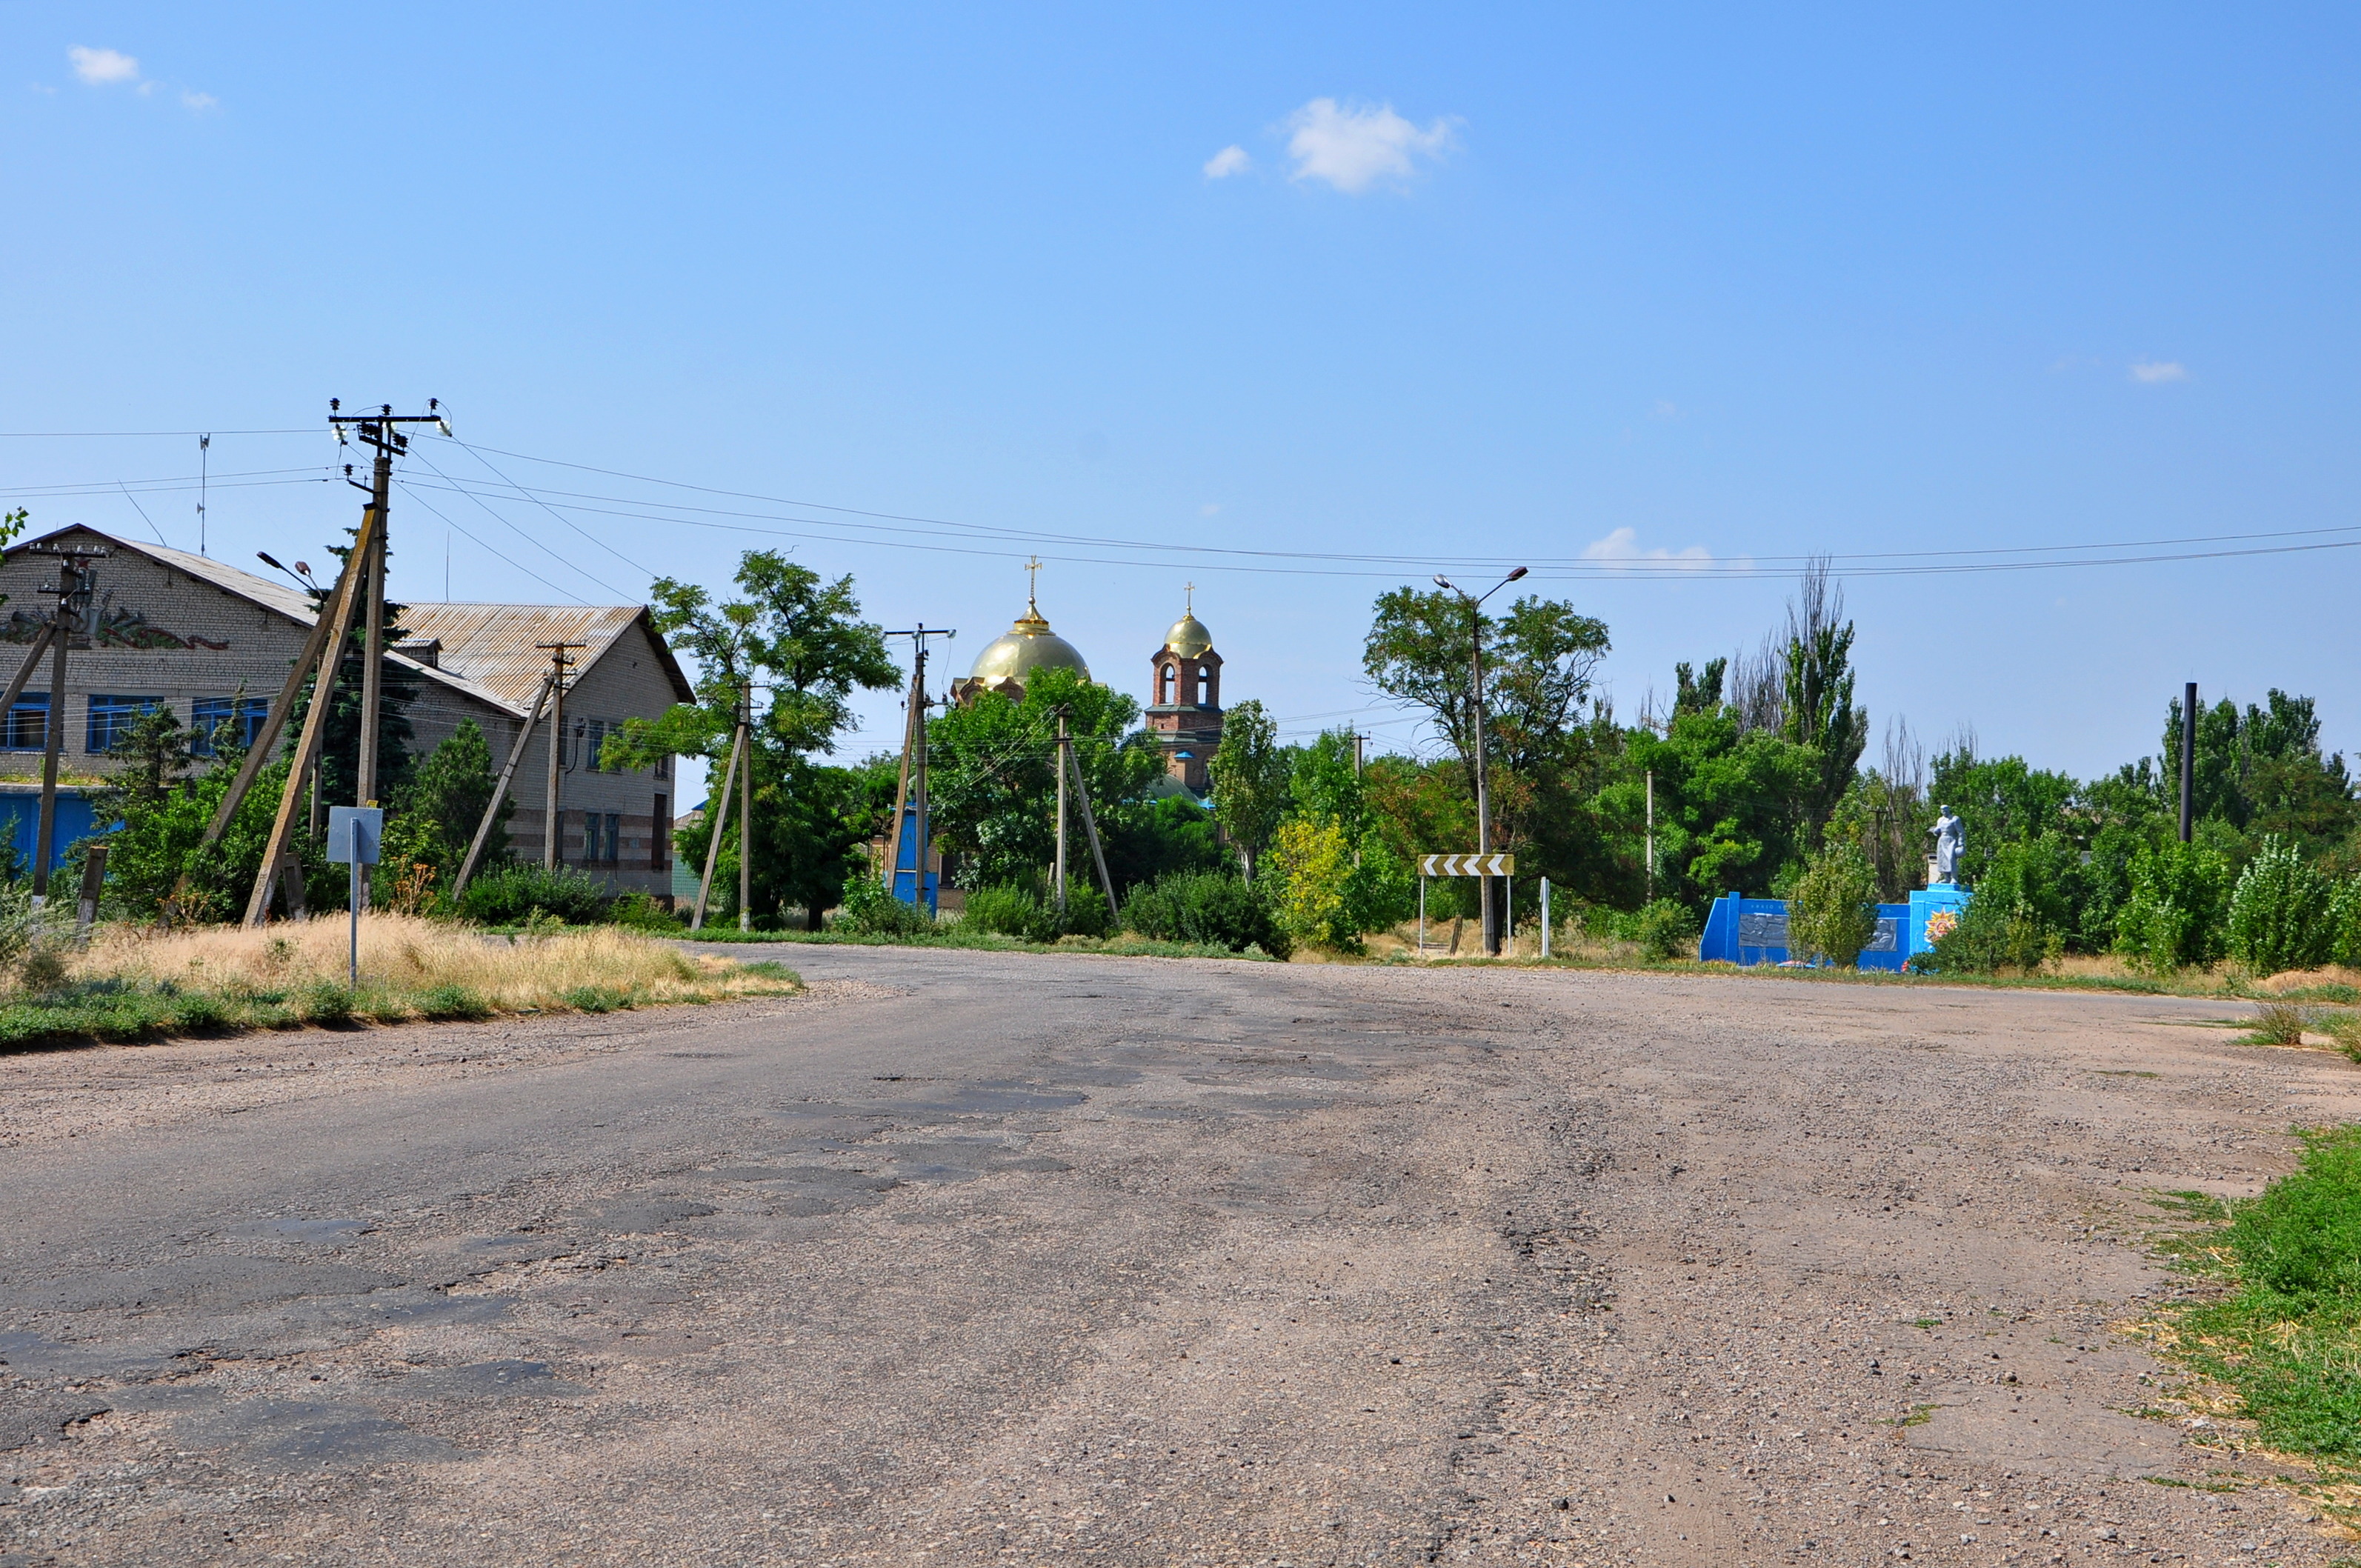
(613, 551, 899, 924)
(1787, 837, 1879, 967)
(1777, 560, 1869, 841)
(1206, 698, 1289, 882)
(2227, 835, 2336, 975)
(1614, 707, 1819, 913)
(379, 719, 510, 902)
(2116, 835, 2235, 974)
(1362, 587, 1611, 854)
(1266, 815, 1356, 952)
(926, 667, 1162, 895)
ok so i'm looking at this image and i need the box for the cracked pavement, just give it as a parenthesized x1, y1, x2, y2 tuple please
(2, 947, 2357, 1566)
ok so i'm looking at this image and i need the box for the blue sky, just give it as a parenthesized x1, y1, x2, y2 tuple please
(4, 4, 2357, 789)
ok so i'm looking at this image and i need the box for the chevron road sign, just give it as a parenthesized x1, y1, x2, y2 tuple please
(1419, 853, 1515, 878)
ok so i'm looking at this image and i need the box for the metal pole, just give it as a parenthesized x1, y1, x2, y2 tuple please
(32, 590, 73, 905)
(1054, 711, 1069, 911)
(1645, 769, 1654, 903)
(2179, 681, 2197, 844)
(1418, 875, 1426, 955)
(348, 816, 361, 990)
(1540, 876, 1550, 959)
(1471, 601, 1494, 955)
(738, 685, 753, 933)
(356, 443, 391, 810)
(544, 652, 566, 867)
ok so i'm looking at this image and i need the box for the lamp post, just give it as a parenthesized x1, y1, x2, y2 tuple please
(1433, 566, 1527, 955)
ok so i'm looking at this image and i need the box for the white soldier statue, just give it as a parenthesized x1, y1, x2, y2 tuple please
(1930, 807, 1964, 885)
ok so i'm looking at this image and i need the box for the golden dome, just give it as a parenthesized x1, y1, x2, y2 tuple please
(968, 607, 1092, 685)
(1163, 612, 1213, 659)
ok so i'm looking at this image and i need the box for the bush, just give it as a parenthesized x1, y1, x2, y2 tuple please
(1635, 899, 1696, 961)
(832, 870, 936, 938)
(2115, 838, 2233, 974)
(1788, 841, 1879, 968)
(2227, 1125, 2361, 1302)
(2228, 835, 2336, 975)
(1057, 884, 1114, 939)
(456, 862, 610, 927)
(1122, 871, 1288, 957)
(2334, 878, 2361, 968)
(962, 882, 1054, 942)
(1268, 816, 1356, 952)
(1918, 884, 2059, 975)
(606, 891, 682, 932)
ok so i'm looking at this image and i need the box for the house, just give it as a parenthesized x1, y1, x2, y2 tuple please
(0, 524, 695, 895)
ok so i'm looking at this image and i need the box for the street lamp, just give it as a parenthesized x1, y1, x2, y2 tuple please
(1433, 566, 1527, 955)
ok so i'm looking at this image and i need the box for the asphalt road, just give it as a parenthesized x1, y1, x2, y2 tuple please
(3, 945, 2358, 1567)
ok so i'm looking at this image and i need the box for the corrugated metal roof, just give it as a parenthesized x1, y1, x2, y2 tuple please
(4, 525, 692, 719)
(396, 604, 645, 710)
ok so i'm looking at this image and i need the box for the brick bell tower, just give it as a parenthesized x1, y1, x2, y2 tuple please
(1145, 587, 1223, 795)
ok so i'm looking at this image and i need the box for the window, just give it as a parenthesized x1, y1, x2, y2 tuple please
(87, 695, 167, 755)
(583, 812, 621, 864)
(586, 718, 608, 772)
(1158, 665, 1176, 705)
(2, 692, 47, 752)
(190, 698, 269, 756)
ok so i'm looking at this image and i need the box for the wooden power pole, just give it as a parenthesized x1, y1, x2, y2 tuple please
(536, 642, 583, 870)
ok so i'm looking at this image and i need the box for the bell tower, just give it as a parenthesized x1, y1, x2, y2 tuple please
(1145, 586, 1223, 795)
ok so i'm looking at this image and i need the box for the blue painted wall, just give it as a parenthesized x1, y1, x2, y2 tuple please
(1697, 890, 1919, 971)
(0, 787, 107, 876)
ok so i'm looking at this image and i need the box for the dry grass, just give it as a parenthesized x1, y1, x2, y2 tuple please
(77, 913, 787, 1010)
(0, 915, 798, 1050)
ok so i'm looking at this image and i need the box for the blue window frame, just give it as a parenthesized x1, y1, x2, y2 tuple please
(87, 695, 167, 755)
(2, 692, 47, 752)
(190, 698, 269, 756)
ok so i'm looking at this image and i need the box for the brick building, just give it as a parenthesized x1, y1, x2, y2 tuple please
(0, 525, 693, 893)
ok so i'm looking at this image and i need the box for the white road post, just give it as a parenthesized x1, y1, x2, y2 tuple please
(1541, 877, 1551, 958)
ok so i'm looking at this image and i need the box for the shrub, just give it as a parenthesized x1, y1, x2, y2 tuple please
(832, 870, 936, 938)
(2115, 838, 2233, 974)
(1788, 841, 1879, 968)
(1057, 884, 1114, 939)
(2334, 878, 2361, 968)
(2226, 1125, 2361, 1302)
(1268, 816, 1356, 952)
(2228, 835, 2336, 975)
(1918, 884, 2059, 974)
(2247, 1001, 2313, 1046)
(1635, 899, 1696, 961)
(963, 882, 1053, 943)
(456, 863, 610, 927)
(1122, 871, 1288, 957)
(606, 891, 682, 932)
(413, 982, 493, 1020)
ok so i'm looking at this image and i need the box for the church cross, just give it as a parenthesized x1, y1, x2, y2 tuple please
(1184, 581, 1195, 613)
(1024, 556, 1043, 613)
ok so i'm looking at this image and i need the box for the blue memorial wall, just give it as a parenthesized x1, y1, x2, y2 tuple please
(1698, 886, 1965, 970)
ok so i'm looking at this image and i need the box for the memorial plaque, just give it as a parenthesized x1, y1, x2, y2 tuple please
(1736, 910, 1788, 949)
(1865, 916, 1901, 953)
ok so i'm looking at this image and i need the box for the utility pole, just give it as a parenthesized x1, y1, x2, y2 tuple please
(450, 674, 555, 900)
(690, 720, 744, 933)
(1435, 567, 1525, 956)
(1061, 720, 1118, 915)
(2179, 681, 2197, 844)
(7, 544, 103, 907)
(536, 641, 583, 869)
(738, 682, 753, 933)
(882, 626, 954, 910)
(327, 401, 446, 813)
(1054, 711, 1070, 911)
(1645, 769, 1655, 904)
(1352, 732, 1365, 775)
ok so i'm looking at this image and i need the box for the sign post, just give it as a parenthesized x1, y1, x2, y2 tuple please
(327, 806, 383, 990)
(1416, 855, 1516, 958)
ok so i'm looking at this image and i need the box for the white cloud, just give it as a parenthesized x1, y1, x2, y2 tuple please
(1582, 527, 1714, 570)
(69, 46, 139, 85)
(1202, 144, 1251, 179)
(182, 90, 216, 111)
(2130, 360, 2188, 384)
(1282, 98, 1456, 193)
(1199, 502, 1222, 517)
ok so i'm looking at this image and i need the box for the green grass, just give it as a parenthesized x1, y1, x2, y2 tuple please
(2147, 1127, 2361, 1461)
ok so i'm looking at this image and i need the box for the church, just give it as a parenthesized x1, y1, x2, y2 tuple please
(949, 571, 1225, 798)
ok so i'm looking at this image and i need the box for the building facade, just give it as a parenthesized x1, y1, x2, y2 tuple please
(0, 525, 693, 893)
(1142, 602, 1224, 795)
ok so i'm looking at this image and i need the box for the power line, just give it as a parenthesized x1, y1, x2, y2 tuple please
(398, 457, 636, 600)
(393, 484, 593, 606)
(0, 428, 320, 438)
